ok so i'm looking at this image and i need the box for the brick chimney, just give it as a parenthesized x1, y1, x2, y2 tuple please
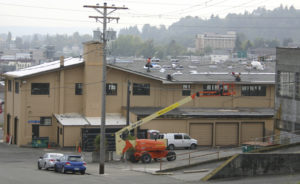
(60, 56, 64, 68)
(83, 41, 103, 117)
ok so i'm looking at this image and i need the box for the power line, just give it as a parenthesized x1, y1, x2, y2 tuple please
(0, 1, 91, 13)
(1, 13, 300, 29)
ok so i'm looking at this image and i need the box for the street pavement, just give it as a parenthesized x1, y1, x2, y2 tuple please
(1, 140, 300, 184)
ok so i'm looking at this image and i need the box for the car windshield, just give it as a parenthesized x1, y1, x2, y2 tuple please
(68, 156, 83, 162)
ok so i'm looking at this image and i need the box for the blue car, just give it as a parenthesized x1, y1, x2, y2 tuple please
(54, 155, 86, 174)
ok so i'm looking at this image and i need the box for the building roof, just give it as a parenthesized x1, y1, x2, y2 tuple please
(54, 113, 127, 126)
(109, 59, 275, 84)
(3, 55, 275, 84)
(3, 57, 83, 78)
(130, 107, 274, 118)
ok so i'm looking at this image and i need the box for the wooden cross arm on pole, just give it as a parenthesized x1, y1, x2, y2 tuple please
(89, 16, 120, 20)
(83, 5, 128, 10)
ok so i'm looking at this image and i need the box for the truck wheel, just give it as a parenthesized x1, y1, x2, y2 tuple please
(168, 144, 175, 150)
(166, 151, 176, 161)
(141, 153, 152, 163)
(190, 144, 197, 150)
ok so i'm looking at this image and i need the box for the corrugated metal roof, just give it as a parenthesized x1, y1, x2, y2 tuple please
(4, 57, 83, 78)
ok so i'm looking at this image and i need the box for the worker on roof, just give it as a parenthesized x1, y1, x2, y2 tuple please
(145, 57, 152, 72)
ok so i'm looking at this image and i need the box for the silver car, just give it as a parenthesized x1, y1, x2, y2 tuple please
(38, 153, 64, 170)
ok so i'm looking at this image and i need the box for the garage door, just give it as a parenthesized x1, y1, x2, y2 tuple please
(241, 122, 264, 143)
(189, 123, 213, 146)
(216, 123, 238, 146)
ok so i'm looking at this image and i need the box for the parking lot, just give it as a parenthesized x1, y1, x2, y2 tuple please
(1, 136, 300, 184)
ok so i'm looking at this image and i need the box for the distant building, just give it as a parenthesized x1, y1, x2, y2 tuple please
(275, 48, 300, 141)
(196, 32, 236, 52)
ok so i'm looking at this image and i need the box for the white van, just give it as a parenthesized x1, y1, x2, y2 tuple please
(159, 133, 197, 150)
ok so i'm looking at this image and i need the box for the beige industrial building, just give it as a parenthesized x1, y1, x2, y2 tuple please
(195, 32, 236, 51)
(3, 41, 275, 148)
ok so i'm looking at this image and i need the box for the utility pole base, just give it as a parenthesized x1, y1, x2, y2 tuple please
(99, 164, 105, 174)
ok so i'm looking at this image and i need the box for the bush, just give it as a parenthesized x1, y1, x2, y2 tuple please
(94, 135, 107, 152)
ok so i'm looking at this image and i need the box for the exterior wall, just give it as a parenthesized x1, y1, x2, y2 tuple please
(195, 32, 236, 51)
(3, 65, 85, 146)
(63, 126, 81, 147)
(4, 78, 22, 145)
(107, 69, 274, 110)
(140, 117, 274, 146)
(64, 67, 84, 113)
(276, 48, 300, 132)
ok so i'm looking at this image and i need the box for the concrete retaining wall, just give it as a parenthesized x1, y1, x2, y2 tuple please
(210, 153, 300, 180)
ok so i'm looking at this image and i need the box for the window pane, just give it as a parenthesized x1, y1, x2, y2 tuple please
(15, 81, 19, 94)
(182, 84, 191, 96)
(8, 80, 11, 92)
(75, 83, 82, 95)
(31, 83, 50, 95)
(106, 83, 117, 95)
(40, 117, 52, 126)
(133, 83, 150, 96)
(241, 85, 266, 96)
(174, 134, 182, 139)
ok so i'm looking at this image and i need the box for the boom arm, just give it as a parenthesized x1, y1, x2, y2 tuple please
(115, 83, 235, 155)
(115, 93, 198, 155)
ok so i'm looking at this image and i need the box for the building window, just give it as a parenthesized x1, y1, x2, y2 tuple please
(40, 117, 52, 126)
(6, 114, 10, 135)
(106, 83, 117, 95)
(8, 80, 11, 92)
(15, 81, 19, 94)
(203, 84, 228, 95)
(31, 83, 50, 95)
(133, 83, 150, 96)
(182, 84, 191, 96)
(241, 85, 266, 96)
(296, 73, 300, 99)
(75, 83, 82, 95)
(278, 71, 295, 98)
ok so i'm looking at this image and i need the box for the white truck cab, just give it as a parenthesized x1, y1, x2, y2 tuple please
(159, 133, 197, 150)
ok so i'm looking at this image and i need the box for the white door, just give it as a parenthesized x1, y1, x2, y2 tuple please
(183, 134, 192, 147)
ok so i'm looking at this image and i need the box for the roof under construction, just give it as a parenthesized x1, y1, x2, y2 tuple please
(108, 59, 275, 84)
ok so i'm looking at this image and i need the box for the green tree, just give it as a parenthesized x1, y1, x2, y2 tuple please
(138, 40, 155, 58)
(166, 40, 184, 57)
(242, 40, 253, 51)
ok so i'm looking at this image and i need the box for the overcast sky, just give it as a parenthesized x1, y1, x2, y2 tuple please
(0, 0, 300, 35)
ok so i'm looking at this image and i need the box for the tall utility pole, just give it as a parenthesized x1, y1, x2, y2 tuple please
(83, 3, 128, 175)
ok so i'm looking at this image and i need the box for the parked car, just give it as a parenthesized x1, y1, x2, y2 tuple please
(54, 155, 86, 174)
(159, 133, 198, 150)
(38, 153, 64, 170)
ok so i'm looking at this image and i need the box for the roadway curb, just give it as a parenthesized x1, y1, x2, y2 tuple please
(156, 156, 232, 173)
(201, 154, 239, 182)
